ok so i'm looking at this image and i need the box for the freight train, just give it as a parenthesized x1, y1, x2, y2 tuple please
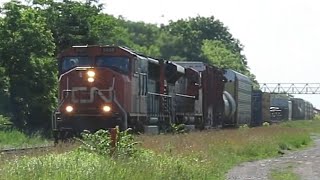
(52, 45, 315, 140)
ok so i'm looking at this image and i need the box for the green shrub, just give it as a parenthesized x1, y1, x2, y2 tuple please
(79, 127, 139, 157)
(313, 115, 320, 121)
(170, 123, 187, 134)
(239, 124, 249, 129)
(263, 122, 270, 126)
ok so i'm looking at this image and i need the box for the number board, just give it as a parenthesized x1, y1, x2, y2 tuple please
(102, 47, 116, 53)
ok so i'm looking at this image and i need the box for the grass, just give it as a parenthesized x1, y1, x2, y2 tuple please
(0, 115, 51, 149)
(270, 164, 300, 180)
(0, 129, 51, 149)
(270, 170, 300, 180)
(1, 118, 320, 180)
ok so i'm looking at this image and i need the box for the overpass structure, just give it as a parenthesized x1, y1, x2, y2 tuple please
(259, 83, 320, 94)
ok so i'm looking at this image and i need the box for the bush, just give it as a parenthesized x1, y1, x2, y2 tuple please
(313, 115, 320, 121)
(170, 123, 188, 134)
(263, 122, 270, 127)
(0, 115, 12, 130)
(79, 127, 139, 158)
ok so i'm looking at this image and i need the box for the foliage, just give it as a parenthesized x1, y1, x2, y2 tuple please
(270, 167, 300, 180)
(0, 115, 10, 125)
(0, 115, 11, 131)
(263, 121, 270, 126)
(164, 16, 243, 60)
(33, 0, 102, 53)
(239, 124, 249, 130)
(201, 40, 244, 71)
(0, 67, 10, 114)
(2, 120, 320, 180)
(313, 114, 320, 121)
(201, 39, 259, 85)
(80, 127, 139, 157)
(169, 123, 188, 134)
(0, 1, 56, 129)
(0, 149, 208, 180)
(0, 128, 50, 149)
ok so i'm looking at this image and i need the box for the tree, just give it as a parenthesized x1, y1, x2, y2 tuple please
(163, 16, 248, 67)
(201, 40, 244, 71)
(33, 0, 127, 53)
(0, 1, 56, 128)
(33, 0, 101, 53)
(201, 39, 258, 86)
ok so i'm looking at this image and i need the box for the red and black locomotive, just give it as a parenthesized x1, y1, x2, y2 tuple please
(52, 45, 254, 140)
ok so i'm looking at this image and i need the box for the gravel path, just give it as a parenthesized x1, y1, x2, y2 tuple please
(227, 138, 320, 180)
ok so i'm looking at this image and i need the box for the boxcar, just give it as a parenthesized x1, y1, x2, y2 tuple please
(223, 69, 252, 126)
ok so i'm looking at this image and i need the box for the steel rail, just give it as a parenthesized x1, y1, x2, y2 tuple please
(0, 144, 54, 155)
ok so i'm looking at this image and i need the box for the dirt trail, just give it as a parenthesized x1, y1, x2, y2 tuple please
(227, 138, 320, 180)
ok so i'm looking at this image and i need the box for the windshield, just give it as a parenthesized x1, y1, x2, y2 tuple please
(61, 57, 91, 72)
(96, 56, 130, 74)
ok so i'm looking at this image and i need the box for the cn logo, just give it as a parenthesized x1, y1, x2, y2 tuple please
(71, 87, 112, 103)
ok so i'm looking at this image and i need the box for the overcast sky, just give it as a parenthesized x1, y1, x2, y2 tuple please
(1, 0, 320, 108)
(104, 0, 320, 108)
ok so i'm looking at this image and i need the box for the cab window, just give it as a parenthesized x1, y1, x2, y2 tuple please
(61, 57, 91, 72)
(96, 56, 130, 74)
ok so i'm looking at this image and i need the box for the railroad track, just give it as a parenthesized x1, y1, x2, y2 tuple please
(0, 144, 54, 155)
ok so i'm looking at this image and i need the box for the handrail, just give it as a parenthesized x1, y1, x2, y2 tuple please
(175, 93, 195, 99)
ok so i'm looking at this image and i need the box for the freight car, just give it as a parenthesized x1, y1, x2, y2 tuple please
(223, 69, 252, 127)
(270, 94, 292, 122)
(175, 62, 253, 127)
(252, 90, 270, 126)
(291, 98, 314, 120)
(174, 62, 226, 129)
(268, 95, 315, 122)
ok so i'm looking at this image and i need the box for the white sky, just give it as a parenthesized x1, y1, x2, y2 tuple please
(1, 0, 320, 108)
(104, 0, 320, 108)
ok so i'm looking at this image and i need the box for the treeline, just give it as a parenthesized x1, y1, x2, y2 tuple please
(0, 0, 256, 130)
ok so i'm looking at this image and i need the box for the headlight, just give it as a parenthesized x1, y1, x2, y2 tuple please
(102, 105, 111, 112)
(65, 105, 73, 113)
(87, 70, 95, 77)
(88, 77, 95, 83)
